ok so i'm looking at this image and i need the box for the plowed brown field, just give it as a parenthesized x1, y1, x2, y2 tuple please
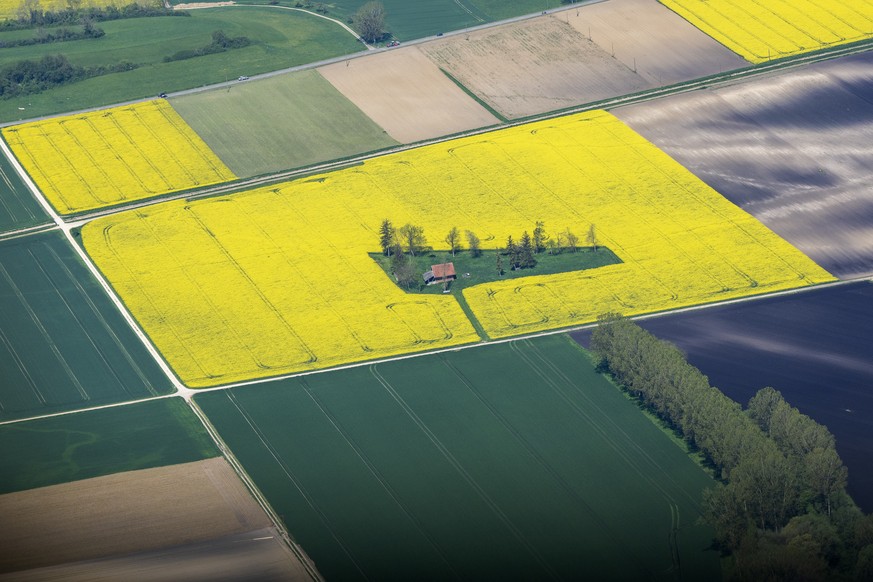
(319, 47, 499, 143)
(0, 458, 307, 577)
(564, 0, 748, 84)
(421, 16, 647, 118)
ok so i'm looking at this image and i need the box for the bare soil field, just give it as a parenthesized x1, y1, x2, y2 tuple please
(0, 457, 307, 577)
(421, 15, 648, 118)
(616, 52, 873, 279)
(563, 0, 748, 85)
(318, 47, 499, 143)
(573, 281, 873, 512)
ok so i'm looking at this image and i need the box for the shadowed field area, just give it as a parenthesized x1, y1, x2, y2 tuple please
(616, 52, 873, 279)
(196, 335, 720, 581)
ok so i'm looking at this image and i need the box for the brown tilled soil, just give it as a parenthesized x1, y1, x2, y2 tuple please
(0, 458, 278, 574)
(421, 16, 649, 119)
(563, 0, 749, 84)
(318, 47, 499, 143)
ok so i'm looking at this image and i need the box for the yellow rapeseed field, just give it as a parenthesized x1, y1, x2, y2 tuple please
(3, 100, 235, 214)
(0, 0, 160, 21)
(83, 110, 833, 387)
(660, 0, 873, 63)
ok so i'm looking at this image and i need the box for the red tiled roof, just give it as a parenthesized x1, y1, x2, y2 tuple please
(431, 263, 456, 279)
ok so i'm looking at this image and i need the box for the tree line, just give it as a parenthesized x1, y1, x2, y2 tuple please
(0, 21, 104, 48)
(591, 315, 873, 581)
(0, 54, 136, 99)
(163, 30, 251, 63)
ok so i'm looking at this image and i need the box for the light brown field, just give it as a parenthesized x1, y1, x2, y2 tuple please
(318, 47, 499, 143)
(421, 15, 648, 119)
(564, 0, 748, 84)
(0, 458, 308, 578)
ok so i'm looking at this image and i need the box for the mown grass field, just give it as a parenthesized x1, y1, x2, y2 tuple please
(4, 100, 235, 214)
(0, 231, 171, 421)
(0, 398, 217, 494)
(0, 151, 48, 233)
(660, 0, 873, 63)
(83, 110, 833, 387)
(195, 335, 720, 580)
(0, 7, 364, 122)
(170, 69, 398, 177)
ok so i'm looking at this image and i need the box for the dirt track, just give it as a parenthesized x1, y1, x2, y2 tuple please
(0, 458, 307, 576)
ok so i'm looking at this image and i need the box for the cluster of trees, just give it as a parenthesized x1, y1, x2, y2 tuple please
(7, 0, 186, 29)
(292, 1, 328, 13)
(0, 21, 104, 48)
(164, 29, 251, 63)
(352, 1, 386, 43)
(0, 54, 136, 99)
(498, 222, 596, 274)
(378, 220, 483, 288)
(591, 316, 873, 580)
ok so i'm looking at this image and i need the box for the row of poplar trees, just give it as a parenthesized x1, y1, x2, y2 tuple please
(591, 315, 873, 581)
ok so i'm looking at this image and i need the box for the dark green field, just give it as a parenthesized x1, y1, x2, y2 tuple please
(0, 152, 48, 234)
(196, 335, 720, 580)
(0, 398, 218, 494)
(0, 232, 172, 421)
(0, 7, 364, 122)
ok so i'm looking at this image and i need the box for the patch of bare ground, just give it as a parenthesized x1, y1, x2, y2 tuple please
(318, 47, 499, 143)
(562, 0, 748, 85)
(173, 2, 234, 9)
(0, 458, 310, 579)
(420, 15, 649, 119)
(615, 52, 873, 279)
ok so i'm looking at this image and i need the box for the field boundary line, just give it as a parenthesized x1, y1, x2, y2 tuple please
(0, 223, 56, 242)
(185, 396, 326, 582)
(0, 393, 175, 427)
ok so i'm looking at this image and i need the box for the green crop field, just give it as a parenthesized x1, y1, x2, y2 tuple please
(0, 7, 364, 123)
(0, 232, 172, 421)
(168, 1, 566, 41)
(171, 69, 398, 177)
(0, 398, 219, 494)
(196, 335, 720, 580)
(0, 152, 48, 234)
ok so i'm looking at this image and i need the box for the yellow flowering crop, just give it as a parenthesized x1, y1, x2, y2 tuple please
(660, 0, 873, 63)
(83, 110, 832, 387)
(3, 100, 235, 214)
(0, 0, 158, 20)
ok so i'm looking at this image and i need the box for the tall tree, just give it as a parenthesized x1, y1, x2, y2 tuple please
(533, 220, 548, 254)
(378, 218, 395, 256)
(587, 223, 598, 252)
(353, 1, 386, 43)
(506, 235, 519, 270)
(496, 251, 504, 276)
(398, 223, 426, 256)
(391, 248, 416, 289)
(565, 228, 579, 253)
(465, 230, 481, 258)
(444, 226, 461, 257)
(519, 231, 536, 268)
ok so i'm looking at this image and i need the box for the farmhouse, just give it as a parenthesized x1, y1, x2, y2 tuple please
(423, 262, 456, 285)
